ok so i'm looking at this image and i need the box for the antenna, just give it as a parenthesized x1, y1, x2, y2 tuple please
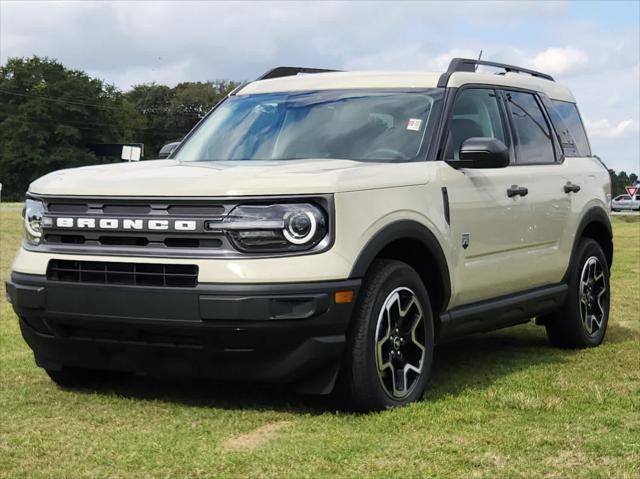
(475, 50, 483, 71)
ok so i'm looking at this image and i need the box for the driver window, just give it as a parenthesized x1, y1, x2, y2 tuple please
(445, 89, 507, 160)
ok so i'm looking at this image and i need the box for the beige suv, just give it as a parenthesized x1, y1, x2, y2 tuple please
(7, 58, 613, 411)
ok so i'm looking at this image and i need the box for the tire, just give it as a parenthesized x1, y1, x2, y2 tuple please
(45, 367, 115, 388)
(543, 238, 610, 348)
(338, 259, 434, 411)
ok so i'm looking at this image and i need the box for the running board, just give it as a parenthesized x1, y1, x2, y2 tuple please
(438, 284, 568, 341)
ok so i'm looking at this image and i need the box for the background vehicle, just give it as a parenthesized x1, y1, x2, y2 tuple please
(611, 193, 640, 211)
(6, 58, 612, 411)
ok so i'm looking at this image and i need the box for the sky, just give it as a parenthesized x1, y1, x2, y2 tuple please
(0, 0, 638, 173)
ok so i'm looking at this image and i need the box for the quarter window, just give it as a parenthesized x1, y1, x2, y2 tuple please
(506, 91, 556, 164)
(445, 89, 507, 160)
(549, 100, 592, 157)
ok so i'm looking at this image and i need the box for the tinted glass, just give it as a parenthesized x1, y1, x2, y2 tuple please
(445, 89, 506, 160)
(506, 91, 555, 164)
(175, 89, 442, 163)
(550, 100, 592, 157)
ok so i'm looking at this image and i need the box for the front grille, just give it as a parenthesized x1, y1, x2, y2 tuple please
(56, 323, 204, 347)
(38, 197, 237, 257)
(47, 260, 198, 287)
(44, 234, 224, 249)
(29, 194, 332, 258)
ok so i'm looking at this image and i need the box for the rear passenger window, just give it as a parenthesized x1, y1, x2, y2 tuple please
(550, 100, 592, 157)
(506, 91, 556, 164)
(445, 89, 507, 160)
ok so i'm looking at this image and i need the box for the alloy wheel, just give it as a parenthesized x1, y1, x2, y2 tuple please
(579, 256, 607, 336)
(375, 287, 426, 399)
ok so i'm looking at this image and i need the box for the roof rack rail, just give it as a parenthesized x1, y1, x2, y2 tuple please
(257, 66, 340, 81)
(438, 58, 554, 87)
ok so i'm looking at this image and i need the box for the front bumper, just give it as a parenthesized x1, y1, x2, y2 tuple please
(6, 273, 360, 393)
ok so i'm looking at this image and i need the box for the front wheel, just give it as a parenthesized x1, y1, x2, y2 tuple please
(338, 259, 434, 411)
(543, 238, 610, 348)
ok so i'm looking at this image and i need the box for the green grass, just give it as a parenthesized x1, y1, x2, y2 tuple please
(1, 209, 638, 478)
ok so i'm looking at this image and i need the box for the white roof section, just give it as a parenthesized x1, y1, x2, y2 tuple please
(239, 71, 442, 94)
(237, 69, 575, 103)
(447, 71, 575, 102)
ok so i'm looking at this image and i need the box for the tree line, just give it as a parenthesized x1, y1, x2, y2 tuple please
(608, 168, 639, 198)
(0, 56, 239, 200)
(0, 56, 638, 201)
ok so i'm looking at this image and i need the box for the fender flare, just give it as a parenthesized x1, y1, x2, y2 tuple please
(563, 206, 613, 281)
(349, 220, 451, 312)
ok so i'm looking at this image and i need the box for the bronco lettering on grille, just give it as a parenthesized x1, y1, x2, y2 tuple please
(54, 217, 197, 231)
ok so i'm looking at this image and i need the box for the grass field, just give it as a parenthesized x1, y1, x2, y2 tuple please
(1, 206, 638, 478)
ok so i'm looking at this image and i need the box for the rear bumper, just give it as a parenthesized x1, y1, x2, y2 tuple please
(7, 273, 360, 393)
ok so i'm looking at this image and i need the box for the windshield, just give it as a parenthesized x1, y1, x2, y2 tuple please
(174, 89, 442, 162)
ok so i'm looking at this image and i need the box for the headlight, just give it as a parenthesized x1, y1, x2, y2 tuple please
(220, 203, 327, 252)
(23, 199, 45, 245)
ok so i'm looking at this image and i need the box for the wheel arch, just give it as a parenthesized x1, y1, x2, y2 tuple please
(350, 221, 452, 329)
(566, 207, 613, 280)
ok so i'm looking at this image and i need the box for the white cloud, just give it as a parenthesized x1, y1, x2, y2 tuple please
(0, 0, 638, 173)
(584, 118, 637, 138)
(344, 47, 479, 72)
(0, 1, 584, 86)
(531, 46, 589, 76)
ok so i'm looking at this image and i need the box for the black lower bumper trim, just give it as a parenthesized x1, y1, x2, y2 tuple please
(7, 273, 360, 392)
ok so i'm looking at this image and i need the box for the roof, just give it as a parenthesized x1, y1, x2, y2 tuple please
(237, 69, 575, 103)
(238, 71, 442, 95)
(447, 71, 575, 102)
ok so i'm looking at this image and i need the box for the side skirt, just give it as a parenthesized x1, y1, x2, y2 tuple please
(438, 283, 567, 342)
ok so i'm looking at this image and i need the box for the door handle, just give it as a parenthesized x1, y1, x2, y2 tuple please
(564, 182, 581, 193)
(507, 185, 529, 198)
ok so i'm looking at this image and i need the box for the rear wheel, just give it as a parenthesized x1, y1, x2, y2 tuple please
(339, 259, 434, 411)
(543, 238, 610, 348)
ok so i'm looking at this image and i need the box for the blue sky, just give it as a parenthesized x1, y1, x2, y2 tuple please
(1, 0, 638, 173)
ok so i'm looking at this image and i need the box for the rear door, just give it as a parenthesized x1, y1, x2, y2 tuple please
(501, 89, 573, 285)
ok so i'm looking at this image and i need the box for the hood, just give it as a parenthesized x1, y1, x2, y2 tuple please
(29, 159, 430, 197)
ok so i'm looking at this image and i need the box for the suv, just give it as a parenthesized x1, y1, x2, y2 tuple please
(7, 58, 613, 411)
(612, 193, 640, 211)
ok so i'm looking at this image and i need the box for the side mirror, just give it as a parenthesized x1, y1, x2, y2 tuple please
(159, 142, 180, 159)
(448, 137, 510, 169)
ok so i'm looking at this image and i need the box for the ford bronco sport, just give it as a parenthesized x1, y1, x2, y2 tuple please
(7, 58, 613, 411)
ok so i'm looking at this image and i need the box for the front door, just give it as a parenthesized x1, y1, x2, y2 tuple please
(439, 87, 535, 306)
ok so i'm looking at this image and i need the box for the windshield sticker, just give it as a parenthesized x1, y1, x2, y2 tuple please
(406, 118, 422, 131)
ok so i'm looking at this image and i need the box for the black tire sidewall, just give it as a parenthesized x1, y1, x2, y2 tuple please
(348, 260, 434, 409)
(565, 239, 611, 346)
